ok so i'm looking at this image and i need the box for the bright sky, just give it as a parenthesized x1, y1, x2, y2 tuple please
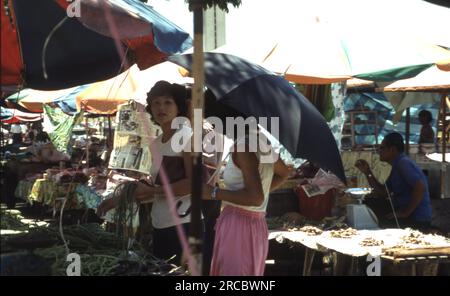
(147, 0, 450, 48)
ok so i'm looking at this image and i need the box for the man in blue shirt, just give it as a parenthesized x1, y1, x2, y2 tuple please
(355, 132, 432, 230)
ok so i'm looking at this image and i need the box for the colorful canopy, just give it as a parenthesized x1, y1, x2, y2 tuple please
(381, 65, 450, 92)
(5, 87, 77, 113)
(1, 106, 42, 123)
(1, 0, 192, 90)
(75, 66, 139, 114)
(261, 19, 450, 84)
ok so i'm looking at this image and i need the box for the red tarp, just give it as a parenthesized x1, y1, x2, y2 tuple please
(1, 1, 22, 87)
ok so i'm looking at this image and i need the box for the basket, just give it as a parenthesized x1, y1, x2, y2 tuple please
(294, 185, 335, 221)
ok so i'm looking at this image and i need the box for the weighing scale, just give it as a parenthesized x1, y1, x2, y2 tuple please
(345, 188, 379, 230)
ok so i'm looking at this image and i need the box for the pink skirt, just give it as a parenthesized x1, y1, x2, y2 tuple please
(210, 205, 268, 276)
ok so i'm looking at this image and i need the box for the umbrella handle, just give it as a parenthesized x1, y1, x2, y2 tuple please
(206, 151, 231, 185)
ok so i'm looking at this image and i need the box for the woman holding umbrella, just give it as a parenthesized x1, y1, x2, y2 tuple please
(202, 129, 290, 276)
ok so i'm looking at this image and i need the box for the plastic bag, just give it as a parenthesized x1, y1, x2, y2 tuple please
(309, 169, 346, 193)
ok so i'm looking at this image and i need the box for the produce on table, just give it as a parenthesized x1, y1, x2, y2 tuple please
(359, 237, 384, 247)
(329, 227, 358, 238)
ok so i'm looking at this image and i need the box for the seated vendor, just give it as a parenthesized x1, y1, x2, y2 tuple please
(418, 110, 436, 155)
(25, 132, 70, 164)
(355, 132, 432, 231)
(87, 142, 104, 168)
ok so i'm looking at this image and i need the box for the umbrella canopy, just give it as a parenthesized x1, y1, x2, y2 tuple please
(133, 61, 193, 106)
(168, 53, 346, 183)
(380, 65, 450, 92)
(54, 62, 189, 114)
(7, 62, 179, 116)
(1, 106, 42, 123)
(5, 87, 77, 112)
(75, 65, 140, 114)
(53, 85, 90, 114)
(261, 18, 450, 84)
(1, 0, 192, 91)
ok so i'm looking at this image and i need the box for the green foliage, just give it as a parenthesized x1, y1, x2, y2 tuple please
(186, 0, 242, 13)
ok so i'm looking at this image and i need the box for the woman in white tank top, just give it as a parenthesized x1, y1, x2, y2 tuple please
(203, 131, 290, 276)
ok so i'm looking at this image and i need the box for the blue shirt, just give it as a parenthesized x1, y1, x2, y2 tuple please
(386, 153, 432, 222)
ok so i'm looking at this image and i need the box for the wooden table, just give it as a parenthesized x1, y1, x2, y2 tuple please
(268, 229, 450, 276)
(381, 247, 450, 276)
(269, 230, 324, 276)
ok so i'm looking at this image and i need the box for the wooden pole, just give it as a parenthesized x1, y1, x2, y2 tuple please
(189, 0, 204, 276)
(107, 115, 113, 150)
(85, 114, 89, 168)
(405, 107, 410, 156)
(441, 93, 448, 163)
(439, 93, 448, 199)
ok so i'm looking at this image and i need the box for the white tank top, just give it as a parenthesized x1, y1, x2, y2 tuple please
(222, 136, 275, 212)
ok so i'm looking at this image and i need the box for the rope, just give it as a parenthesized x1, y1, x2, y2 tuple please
(111, 181, 139, 253)
(57, 145, 89, 255)
(385, 183, 400, 228)
(59, 194, 69, 255)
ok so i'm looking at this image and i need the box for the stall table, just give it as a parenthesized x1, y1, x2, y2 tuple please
(15, 179, 101, 214)
(269, 230, 323, 276)
(268, 228, 450, 276)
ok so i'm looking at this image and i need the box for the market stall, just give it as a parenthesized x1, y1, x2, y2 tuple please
(14, 172, 102, 214)
(269, 226, 450, 276)
(380, 65, 450, 198)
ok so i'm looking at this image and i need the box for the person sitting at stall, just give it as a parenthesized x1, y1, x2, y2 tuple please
(10, 123, 24, 145)
(3, 123, 25, 154)
(87, 142, 104, 168)
(26, 131, 69, 164)
(418, 110, 436, 154)
(355, 132, 432, 230)
(418, 110, 435, 144)
(24, 122, 42, 144)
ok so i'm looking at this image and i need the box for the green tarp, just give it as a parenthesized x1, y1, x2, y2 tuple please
(43, 105, 83, 154)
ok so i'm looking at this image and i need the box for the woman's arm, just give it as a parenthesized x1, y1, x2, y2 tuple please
(134, 181, 158, 201)
(204, 149, 265, 207)
(270, 158, 290, 192)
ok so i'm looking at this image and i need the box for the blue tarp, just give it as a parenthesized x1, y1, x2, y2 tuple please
(0, 107, 14, 120)
(53, 85, 90, 114)
(344, 92, 440, 145)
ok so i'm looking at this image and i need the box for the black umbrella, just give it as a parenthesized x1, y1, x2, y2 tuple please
(168, 52, 346, 183)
